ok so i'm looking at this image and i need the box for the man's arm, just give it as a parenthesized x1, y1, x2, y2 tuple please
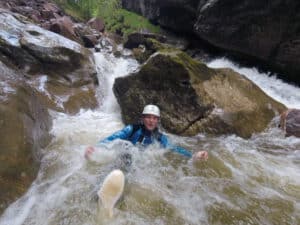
(159, 134, 193, 158)
(98, 125, 133, 145)
(85, 125, 133, 160)
(159, 134, 208, 161)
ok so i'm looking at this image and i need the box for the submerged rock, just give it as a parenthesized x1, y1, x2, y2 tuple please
(113, 50, 286, 138)
(280, 109, 300, 138)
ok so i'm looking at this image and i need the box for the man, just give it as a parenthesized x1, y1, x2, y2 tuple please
(85, 104, 208, 161)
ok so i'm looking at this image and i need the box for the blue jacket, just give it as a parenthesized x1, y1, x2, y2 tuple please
(98, 124, 192, 158)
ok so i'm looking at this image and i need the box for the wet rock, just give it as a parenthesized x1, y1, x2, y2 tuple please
(40, 9, 55, 20)
(0, 12, 81, 71)
(63, 88, 98, 114)
(97, 36, 118, 53)
(41, 78, 98, 114)
(0, 10, 98, 114)
(29, 10, 42, 23)
(74, 23, 101, 48)
(43, 2, 62, 15)
(113, 50, 286, 138)
(87, 17, 105, 32)
(0, 61, 52, 213)
(124, 32, 166, 49)
(1, 0, 101, 48)
(49, 16, 80, 43)
(82, 34, 100, 48)
(280, 109, 300, 138)
(124, 32, 168, 63)
(131, 47, 150, 63)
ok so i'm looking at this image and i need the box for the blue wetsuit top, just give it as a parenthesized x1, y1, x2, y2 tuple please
(98, 124, 192, 158)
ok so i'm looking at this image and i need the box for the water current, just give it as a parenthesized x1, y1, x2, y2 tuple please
(0, 52, 299, 225)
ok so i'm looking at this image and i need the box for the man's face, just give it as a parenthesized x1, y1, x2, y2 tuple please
(142, 114, 159, 131)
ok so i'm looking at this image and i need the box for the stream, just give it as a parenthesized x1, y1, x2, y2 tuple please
(0, 51, 299, 225)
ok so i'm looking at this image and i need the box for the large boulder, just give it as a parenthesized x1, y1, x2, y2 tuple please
(194, 0, 300, 85)
(0, 61, 52, 213)
(0, 10, 98, 114)
(113, 50, 286, 138)
(122, 0, 300, 85)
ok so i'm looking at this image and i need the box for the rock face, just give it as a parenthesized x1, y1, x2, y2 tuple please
(280, 109, 300, 137)
(122, 0, 199, 33)
(0, 61, 52, 212)
(122, 0, 300, 85)
(113, 50, 286, 138)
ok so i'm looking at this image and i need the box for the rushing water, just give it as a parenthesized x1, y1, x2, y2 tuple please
(0, 52, 299, 225)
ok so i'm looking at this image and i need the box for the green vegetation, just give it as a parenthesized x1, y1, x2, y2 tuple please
(54, 0, 96, 21)
(54, 0, 160, 36)
(103, 8, 160, 36)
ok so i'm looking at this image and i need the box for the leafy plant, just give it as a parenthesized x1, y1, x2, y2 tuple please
(54, 0, 160, 36)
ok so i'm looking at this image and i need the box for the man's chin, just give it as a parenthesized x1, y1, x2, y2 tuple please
(145, 126, 155, 131)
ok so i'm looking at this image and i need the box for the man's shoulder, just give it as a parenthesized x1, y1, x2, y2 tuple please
(121, 124, 134, 133)
(126, 124, 142, 138)
(128, 124, 142, 132)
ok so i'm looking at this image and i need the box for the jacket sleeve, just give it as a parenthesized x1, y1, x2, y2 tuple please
(97, 125, 133, 145)
(159, 134, 193, 158)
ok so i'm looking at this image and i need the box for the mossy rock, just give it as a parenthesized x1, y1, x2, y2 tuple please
(113, 50, 286, 138)
(124, 32, 166, 49)
(124, 32, 168, 63)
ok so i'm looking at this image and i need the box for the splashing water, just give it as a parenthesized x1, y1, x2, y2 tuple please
(0, 54, 299, 225)
(207, 58, 300, 109)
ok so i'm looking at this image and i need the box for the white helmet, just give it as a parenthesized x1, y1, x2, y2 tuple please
(142, 104, 160, 117)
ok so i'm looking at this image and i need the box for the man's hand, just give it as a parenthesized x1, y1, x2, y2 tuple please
(192, 151, 208, 162)
(84, 146, 95, 160)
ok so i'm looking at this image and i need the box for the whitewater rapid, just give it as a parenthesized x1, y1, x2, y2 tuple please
(0, 52, 299, 225)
